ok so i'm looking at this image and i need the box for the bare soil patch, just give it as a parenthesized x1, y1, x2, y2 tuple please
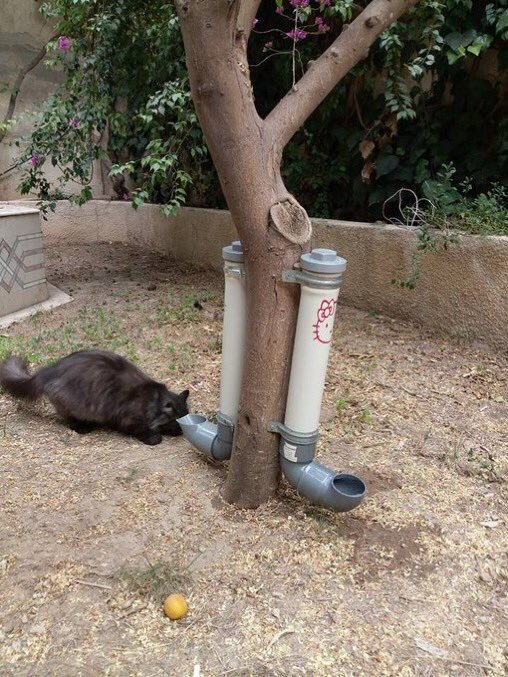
(0, 242, 507, 676)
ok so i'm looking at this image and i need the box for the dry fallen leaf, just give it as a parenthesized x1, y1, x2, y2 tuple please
(359, 139, 375, 159)
(479, 520, 502, 528)
(361, 161, 375, 183)
(384, 113, 398, 136)
(414, 638, 448, 658)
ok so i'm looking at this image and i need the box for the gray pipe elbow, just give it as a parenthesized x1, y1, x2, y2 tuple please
(280, 455, 366, 513)
(177, 413, 233, 461)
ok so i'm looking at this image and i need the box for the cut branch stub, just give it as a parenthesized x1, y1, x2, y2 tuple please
(269, 200, 312, 245)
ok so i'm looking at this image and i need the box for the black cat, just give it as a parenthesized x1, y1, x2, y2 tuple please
(0, 349, 189, 445)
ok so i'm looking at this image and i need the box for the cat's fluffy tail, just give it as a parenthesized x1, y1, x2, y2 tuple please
(0, 357, 44, 400)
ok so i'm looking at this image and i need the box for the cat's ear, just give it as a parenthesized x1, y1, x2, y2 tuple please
(180, 389, 190, 401)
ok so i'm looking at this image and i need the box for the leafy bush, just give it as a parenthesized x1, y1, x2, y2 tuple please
(249, 0, 508, 221)
(384, 163, 508, 288)
(422, 164, 508, 235)
(13, 0, 221, 215)
(4, 0, 508, 227)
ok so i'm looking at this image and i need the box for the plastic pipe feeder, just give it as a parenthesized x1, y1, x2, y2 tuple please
(177, 412, 234, 461)
(178, 242, 365, 513)
(177, 241, 246, 460)
(276, 249, 366, 512)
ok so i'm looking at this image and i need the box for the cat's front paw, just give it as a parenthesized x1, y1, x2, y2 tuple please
(137, 431, 163, 446)
(68, 418, 96, 434)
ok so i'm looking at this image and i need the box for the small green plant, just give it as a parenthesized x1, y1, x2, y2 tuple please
(208, 336, 222, 353)
(123, 467, 140, 484)
(360, 408, 374, 425)
(0, 306, 137, 367)
(335, 397, 348, 413)
(119, 556, 196, 603)
(387, 161, 508, 288)
(204, 411, 218, 424)
(422, 165, 508, 236)
(171, 295, 201, 323)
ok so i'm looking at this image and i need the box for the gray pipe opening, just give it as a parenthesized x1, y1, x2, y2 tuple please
(177, 412, 233, 461)
(281, 455, 366, 513)
(273, 423, 366, 512)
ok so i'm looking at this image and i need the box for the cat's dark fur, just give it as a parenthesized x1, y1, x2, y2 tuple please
(0, 349, 189, 445)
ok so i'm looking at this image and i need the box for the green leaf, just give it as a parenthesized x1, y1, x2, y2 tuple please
(376, 155, 399, 179)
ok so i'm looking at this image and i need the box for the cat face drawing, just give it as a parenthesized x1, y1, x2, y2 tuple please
(312, 298, 336, 344)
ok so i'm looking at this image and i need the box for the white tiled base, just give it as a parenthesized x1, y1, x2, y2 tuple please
(0, 284, 72, 329)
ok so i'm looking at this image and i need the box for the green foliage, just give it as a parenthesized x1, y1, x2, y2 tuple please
(422, 164, 508, 236)
(12, 0, 218, 215)
(388, 162, 508, 288)
(252, 0, 508, 222)
(0, 304, 138, 366)
(8, 0, 508, 227)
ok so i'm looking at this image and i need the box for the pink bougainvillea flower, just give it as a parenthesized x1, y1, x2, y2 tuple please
(58, 36, 71, 51)
(317, 22, 330, 33)
(28, 154, 40, 167)
(285, 28, 308, 41)
(290, 0, 309, 6)
(276, 6, 284, 13)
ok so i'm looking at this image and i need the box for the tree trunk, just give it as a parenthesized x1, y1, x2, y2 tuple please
(176, 0, 422, 507)
(225, 232, 303, 507)
(176, 0, 310, 506)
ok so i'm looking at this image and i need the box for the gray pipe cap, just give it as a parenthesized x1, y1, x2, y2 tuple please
(222, 240, 244, 263)
(300, 248, 347, 274)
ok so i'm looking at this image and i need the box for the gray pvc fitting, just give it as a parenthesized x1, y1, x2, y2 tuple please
(280, 455, 366, 513)
(276, 423, 365, 512)
(283, 249, 347, 290)
(300, 248, 347, 275)
(177, 412, 233, 461)
(222, 240, 244, 263)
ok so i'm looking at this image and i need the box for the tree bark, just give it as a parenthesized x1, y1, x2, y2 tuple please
(176, 0, 308, 507)
(175, 0, 421, 508)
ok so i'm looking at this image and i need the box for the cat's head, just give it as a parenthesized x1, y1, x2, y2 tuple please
(153, 386, 190, 436)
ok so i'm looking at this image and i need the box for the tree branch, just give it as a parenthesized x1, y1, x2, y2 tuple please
(0, 36, 57, 143)
(264, 0, 421, 150)
(236, 0, 262, 42)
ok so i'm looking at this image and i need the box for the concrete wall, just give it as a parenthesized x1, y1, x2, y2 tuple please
(6, 199, 508, 352)
(0, 204, 48, 317)
(0, 2, 62, 199)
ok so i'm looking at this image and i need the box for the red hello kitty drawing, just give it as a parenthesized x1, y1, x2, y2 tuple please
(313, 298, 336, 344)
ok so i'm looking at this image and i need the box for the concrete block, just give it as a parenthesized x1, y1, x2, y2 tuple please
(0, 204, 49, 318)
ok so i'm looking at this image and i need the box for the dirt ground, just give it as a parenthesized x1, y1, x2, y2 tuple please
(0, 242, 507, 676)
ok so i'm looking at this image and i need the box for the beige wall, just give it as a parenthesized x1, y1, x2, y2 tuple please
(0, 2, 62, 199)
(0, 204, 48, 317)
(7, 199, 508, 352)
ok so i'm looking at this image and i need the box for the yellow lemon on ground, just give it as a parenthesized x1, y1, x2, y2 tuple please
(163, 594, 188, 620)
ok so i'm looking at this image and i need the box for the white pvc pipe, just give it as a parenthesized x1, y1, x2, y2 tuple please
(284, 284, 340, 433)
(219, 261, 246, 421)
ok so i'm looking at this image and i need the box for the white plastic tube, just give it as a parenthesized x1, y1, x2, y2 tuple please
(284, 283, 340, 433)
(219, 256, 246, 422)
